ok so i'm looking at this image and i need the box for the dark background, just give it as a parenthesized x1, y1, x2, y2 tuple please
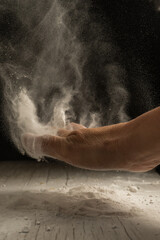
(0, 0, 160, 173)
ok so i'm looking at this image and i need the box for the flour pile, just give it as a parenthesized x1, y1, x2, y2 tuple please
(3, 185, 136, 218)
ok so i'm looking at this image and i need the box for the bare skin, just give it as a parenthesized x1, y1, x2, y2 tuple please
(22, 107, 160, 172)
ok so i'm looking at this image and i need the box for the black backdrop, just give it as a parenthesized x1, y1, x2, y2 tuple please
(0, 0, 160, 171)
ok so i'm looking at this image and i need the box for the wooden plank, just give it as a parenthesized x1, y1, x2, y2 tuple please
(0, 161, 159, 240)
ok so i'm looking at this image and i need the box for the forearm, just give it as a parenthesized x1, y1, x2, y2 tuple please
(118, 107, 160, 171)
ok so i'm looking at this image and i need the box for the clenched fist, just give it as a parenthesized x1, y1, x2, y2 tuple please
(22, 107, 160, 172)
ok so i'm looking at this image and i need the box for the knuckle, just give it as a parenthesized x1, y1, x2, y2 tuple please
(67, 130, 85, 143)
(57, 129, 65, 137)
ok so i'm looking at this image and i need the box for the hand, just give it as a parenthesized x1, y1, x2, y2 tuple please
(22, 107, 160, 172)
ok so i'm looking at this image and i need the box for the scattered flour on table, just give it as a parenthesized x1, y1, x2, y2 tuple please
(4, 185, 141, 219)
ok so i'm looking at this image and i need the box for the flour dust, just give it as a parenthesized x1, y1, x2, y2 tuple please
(1, 0, 130, 159)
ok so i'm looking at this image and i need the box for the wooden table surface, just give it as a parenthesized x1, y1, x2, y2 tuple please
(0, 160, 159, 240)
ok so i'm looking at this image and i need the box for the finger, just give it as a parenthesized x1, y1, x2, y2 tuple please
(21, 133, 66, 160)
(70, 122, 86, 130)
(57, 129, 72, 137)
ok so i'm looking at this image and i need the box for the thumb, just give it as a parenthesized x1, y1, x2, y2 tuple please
(21, 133, 65, 160)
